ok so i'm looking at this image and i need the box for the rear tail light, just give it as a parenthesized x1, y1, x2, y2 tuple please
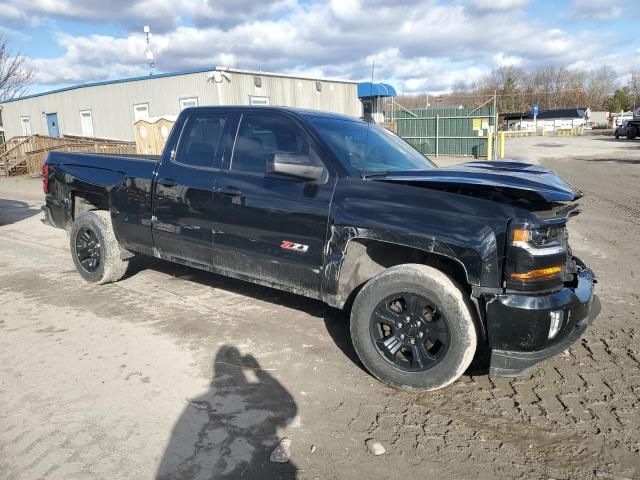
(42, 162, 48, 194)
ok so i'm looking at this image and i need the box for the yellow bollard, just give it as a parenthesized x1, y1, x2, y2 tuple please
(486, 132, 493, 160)
(499, 132, 505, 159)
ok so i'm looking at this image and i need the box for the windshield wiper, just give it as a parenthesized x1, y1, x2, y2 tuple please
(361, 171, 389, 179)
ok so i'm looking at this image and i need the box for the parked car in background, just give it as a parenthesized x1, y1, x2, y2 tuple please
(615, 119, 640, 140)
(42, 106, 599, 391)
(615, 121, 631, 139)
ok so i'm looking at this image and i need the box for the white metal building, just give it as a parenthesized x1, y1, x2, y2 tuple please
(503, 107, 589, 132)
(587, 111, 609, 128)
(0, 67, 361, 142)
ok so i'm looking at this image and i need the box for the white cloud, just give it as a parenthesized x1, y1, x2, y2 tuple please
(570, 0, 624, 20)
(5, 0, 638, 95)
(492, 53, 523, 68)
(467, 0, 530, 12)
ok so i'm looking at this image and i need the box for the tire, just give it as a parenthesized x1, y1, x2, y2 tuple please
(350, 264, 477, 391)
(615, 132, 620, 139)
(70, 210, 129, 284)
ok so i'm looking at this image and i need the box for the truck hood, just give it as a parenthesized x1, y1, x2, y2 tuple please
(371, 160, 582, 203)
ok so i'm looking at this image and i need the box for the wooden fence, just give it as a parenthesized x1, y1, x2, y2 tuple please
(0, 135, 136, 177)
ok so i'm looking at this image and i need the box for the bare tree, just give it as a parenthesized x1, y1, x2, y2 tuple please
(394, 64, 619, 114)
(628, 70, 640, 110)
(0, 37, 33, 102)
(583, 66, 615, 110)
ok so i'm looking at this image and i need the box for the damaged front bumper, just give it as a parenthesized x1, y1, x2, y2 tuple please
(485, 263, 599, 377)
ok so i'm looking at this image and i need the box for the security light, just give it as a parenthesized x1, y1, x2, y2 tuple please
(209, 70, 231, 83)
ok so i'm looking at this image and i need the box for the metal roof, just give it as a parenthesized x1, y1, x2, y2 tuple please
(357, 82, 397, 98)
(1, 66, 357, 104)
(503, 107, 588, 121)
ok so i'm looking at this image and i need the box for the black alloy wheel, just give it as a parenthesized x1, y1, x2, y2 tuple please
(370, 292, 450, 372)
(75, 227, 102, 273)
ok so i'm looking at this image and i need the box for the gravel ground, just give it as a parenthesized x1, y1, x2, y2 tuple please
(1, 135, 639, 480)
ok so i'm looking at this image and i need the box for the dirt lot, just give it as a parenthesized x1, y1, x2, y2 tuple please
(1, 135, 639, 480)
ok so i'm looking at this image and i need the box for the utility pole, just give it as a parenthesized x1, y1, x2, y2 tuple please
(144, 25, 155, 76)
(493, 90, 498, 160)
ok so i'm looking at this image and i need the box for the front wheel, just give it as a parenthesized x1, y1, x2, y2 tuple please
(70, 211, 129, 284)
(350, 264, 477, 391)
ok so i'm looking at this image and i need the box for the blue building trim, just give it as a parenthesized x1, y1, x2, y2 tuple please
(357, 82, 397, 99)
(1, 67, 216, 104)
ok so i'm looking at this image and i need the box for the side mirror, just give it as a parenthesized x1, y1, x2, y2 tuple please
(267, 152, 324, 181)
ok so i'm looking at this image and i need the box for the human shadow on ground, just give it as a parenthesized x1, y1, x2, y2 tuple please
(0, 198, 40, 226)
(156, 345, 298, 480)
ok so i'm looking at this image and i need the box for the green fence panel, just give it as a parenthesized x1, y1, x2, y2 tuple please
(393, 106, 494, 157)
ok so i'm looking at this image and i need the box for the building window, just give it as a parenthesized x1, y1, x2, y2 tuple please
(249, 96, 270, 106)
(20, 116, 32, 136)
(134, 103, 150, 121)
(179, 97, 199, 111)
(80, 110, 95, 137)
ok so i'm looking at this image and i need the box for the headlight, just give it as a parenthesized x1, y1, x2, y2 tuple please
(505, 224, 568, 291)
(511, 225, 567, 255)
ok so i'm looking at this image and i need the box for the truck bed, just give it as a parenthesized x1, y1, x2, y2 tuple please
(45, 151, 160, 253)
(47, 151, 159, 173)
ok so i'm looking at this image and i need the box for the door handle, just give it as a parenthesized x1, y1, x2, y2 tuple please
(216, 186, 243, 196)
(157, 178, 177, 187)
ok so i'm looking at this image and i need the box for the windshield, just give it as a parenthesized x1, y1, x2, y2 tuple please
(309, 117, 436, 176)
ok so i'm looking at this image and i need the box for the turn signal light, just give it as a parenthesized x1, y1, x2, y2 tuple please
(510, 265, 563, 280)
(512, 228, 529, 242)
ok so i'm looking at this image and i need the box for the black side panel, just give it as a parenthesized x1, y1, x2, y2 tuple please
(323, 177, 537, 304)
(212, 172, 335, 293)
(151, 111, 230, 265)
(45, 152, 157, 251)
(111, 176, 156, 253)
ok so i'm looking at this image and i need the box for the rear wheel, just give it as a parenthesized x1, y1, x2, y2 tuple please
(350, 264, 477, 391)
(70, 211, 129, 284)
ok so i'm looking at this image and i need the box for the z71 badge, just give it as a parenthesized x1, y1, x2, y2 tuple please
(280, 241, 309, 253)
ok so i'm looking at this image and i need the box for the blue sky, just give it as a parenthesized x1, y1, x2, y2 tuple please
(1, 0, 639, 95)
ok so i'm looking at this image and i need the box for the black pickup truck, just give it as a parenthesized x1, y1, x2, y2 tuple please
(42, 106, 599, 391)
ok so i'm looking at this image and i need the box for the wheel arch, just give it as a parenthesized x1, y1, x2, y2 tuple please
(329, 237, 471, 311)
(71, 189, 110, 222)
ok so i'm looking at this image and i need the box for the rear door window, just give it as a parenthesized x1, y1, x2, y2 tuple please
(175, 114, 227, 168)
